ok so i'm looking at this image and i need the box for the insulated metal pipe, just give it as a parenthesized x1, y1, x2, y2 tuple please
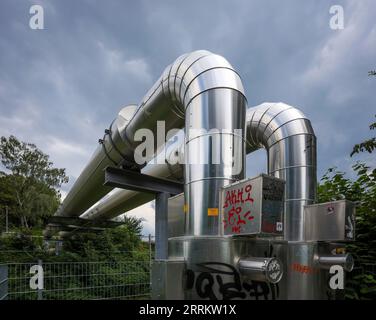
(238, 257, 283, 283)
(54, 51, 247, 239)
(55, 104, 138, 217)
(246, 102, 317, 241)
(317, 254, 354, 272)
(82, 103, 316, 238)
(82, 142, 184, 221)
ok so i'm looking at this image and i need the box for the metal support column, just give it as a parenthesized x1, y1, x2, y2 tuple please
(103, 166, 184, 259)
(155, 193, 169, 260)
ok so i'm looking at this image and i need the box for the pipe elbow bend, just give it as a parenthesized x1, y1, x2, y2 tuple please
(246, 102, 316, 151)
(160, 50, 246, 114)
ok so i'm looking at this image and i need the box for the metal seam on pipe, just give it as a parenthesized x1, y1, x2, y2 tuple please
(79, 103, 314, 226)
(185, 177, 236, 185)
(267, 132, 316, 150)
(182, 66, 239, 105)
(269, 164, 316, 174)
(260, 106, 294, 140)
(100, 140, 117, 166)
(53, 51, 246, 234)
(264, 117, 310, 141)
(246, 102, 316, 241)
(184, 87, 247, 112)
(177, 52, 212, 104)
(250, 117, 309, 142)
(106, 122, 128, 161)
(185, 131, 247, 144)
(255, 106, 272, 145)
(173, 54, 189, 103)
(247, 107, 258, 147)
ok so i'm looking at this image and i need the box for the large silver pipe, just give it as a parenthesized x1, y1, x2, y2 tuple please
(158, 50, 247, 236)
(246, 102, 317, 241)
(55, 51, 247, 239)
(56, 104, 138, 217)
(82, 142, 184, 220)
(82, 103, 315, 241)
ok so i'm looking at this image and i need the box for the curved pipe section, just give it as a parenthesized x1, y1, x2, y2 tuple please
(55, 51, 247, 238)
(246, 102, 317, 241)
(79, 103, 315, 241)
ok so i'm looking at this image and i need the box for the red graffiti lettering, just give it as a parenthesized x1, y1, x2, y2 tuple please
(291, 263, 318, 274)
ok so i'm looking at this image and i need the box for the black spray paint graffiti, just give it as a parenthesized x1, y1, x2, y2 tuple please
(184, 262, 279, 300)
(184, 245, 280, 300)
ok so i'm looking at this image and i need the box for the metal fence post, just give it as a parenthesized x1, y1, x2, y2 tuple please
(5, 206, 9, 233)
(0, 264, 8, 300)
(148, 234, 152, 289)
(38, 259, 43, 300)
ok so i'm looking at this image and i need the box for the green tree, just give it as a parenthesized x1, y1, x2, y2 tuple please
(351, 115, 376, 156)
(0, 135, 68, 229)
(318, 114, 376, 299)
(61, 215, 146, 260)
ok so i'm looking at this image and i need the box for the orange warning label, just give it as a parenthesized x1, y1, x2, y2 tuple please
(208, 208, 219, 216)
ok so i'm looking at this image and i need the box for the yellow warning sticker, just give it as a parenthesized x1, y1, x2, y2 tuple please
(208, 208, 219, 216)
(184, 204, 188, 213)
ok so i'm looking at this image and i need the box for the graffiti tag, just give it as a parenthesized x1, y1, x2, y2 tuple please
(184, 261, 279, 300)
(222, 184, 255, 234)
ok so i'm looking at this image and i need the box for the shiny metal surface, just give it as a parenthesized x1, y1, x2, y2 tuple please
(167, 193, 185, 238)
(282, 242, 327, 299)
(55, 104, 138, 217)
(55, 51, 247, 232)
(185, 88, 247, 236)
(81, 142, 184, 220)
(238, 257, 283, 283)
(81, 102, 314, 235)
(169, 236, 278, 300)
(167, 236, 340, 300)
(246, 102, 317, 241)
(152, 260, 185, 300)
(317, 254, 354, 272)
(303, 200, 356, 241)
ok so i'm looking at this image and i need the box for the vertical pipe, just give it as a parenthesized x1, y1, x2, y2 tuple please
(185, 89, 247, 236)
(246, 102, 317, 241)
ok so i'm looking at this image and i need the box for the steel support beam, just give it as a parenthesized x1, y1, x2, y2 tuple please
(103, 167, 180, 260)
(48, 216, 124, 229)
(104, 166, 184, 195)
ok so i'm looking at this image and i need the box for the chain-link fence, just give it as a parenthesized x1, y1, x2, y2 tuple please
(1, 260, 151, 300)
(0, 235, 154, 300)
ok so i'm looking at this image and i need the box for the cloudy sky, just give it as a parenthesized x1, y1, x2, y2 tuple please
(0, 0, 375, 235)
